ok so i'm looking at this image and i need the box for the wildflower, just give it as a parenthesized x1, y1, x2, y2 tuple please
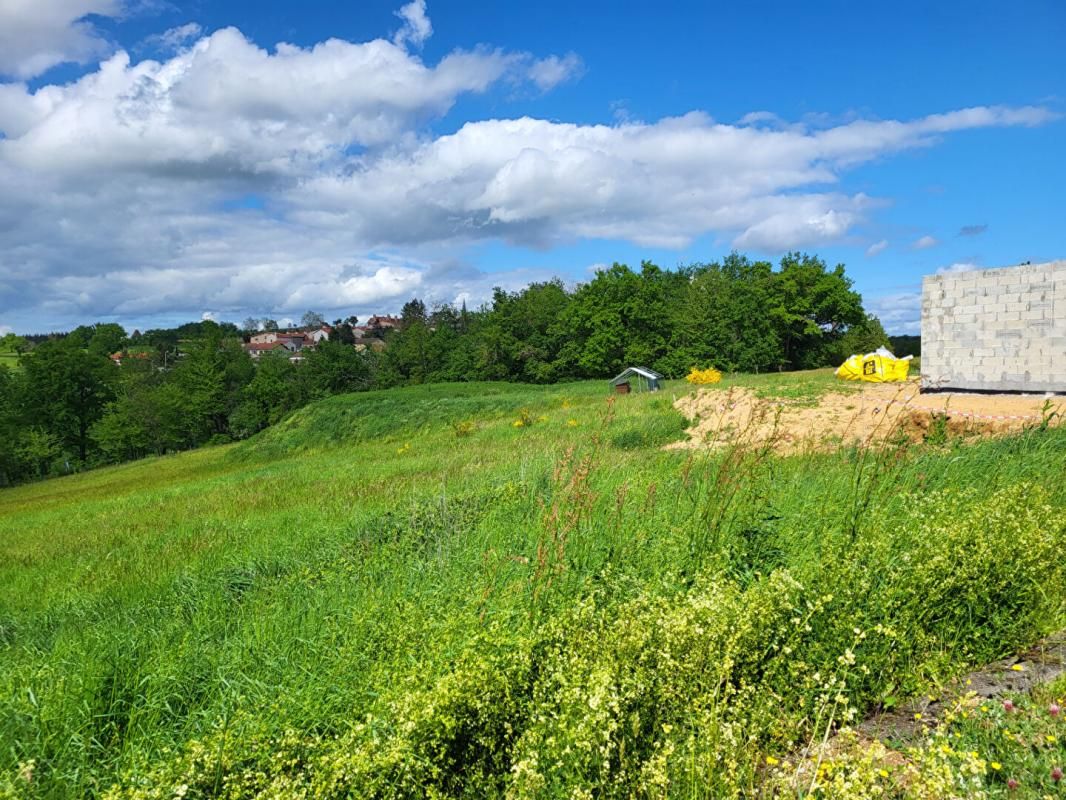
(1003, 700, 1015, 712)
(1051, 766, 1062, 782)
(765, 755, 779, 766)
(1046, 734, 1057, 744)
(914, 712, 923, 721)
(1006, 777, 1019, 790)
(878, 769, 889, 778)
(567, 419, 578, 427)
(990, 761, 1002, 771)
(686, 366, 722, 385)
(17, 760, 34, 783)
(513, 420, 524, 427)
(1011, 664, 1025, 672)
(1050, 702, 1061, 717)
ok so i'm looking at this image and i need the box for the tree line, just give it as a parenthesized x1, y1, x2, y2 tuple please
(0, 252, 889, 485)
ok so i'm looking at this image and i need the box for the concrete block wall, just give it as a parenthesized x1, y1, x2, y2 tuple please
(921, 260, 1066, 393)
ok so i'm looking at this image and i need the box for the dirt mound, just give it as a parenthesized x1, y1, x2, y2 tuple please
(672, 382, 1062, 454)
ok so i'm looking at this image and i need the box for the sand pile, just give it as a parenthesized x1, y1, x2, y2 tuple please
(672, 383, 1063, 454)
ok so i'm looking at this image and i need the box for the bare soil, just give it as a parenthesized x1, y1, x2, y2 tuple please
(672, 382, 1063, 454)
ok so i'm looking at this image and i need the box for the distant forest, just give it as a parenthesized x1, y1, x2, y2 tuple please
(1, 252, 893, 485)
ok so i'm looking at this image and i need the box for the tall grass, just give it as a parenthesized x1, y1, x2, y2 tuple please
(0, 375, 1063, 798)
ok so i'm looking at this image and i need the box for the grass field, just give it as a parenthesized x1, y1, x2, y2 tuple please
(0, 353, 19, 371)
(1, 372, 1064, 798)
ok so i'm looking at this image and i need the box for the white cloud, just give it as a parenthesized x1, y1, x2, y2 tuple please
(528, 53, 584, 91)
(936, 261, 979, 274)
(868, 291, 922, 334)
(0, 0, 1056, 333)
(866, 239, 888, 257)
(145, 23, 203, 52)
(290, 108, 1038, 252)
(0, 0, 121, 79)
(200, 310, 218, 322)
(393, 0, 432, 49)
(912, 234, 939, 250)
(0, 28, 524, 175)
(0, 325, 13, 336)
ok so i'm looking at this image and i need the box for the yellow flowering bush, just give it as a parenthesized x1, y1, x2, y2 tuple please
(686, 366, 723, 385)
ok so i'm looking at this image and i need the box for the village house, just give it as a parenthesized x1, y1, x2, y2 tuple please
(243, 340, 297, 359)
(109, 351, 151, 366)
(243, 324, 332, 361)
(366, 315, 401, 331)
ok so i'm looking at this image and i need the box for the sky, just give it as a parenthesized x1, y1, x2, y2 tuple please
(0, 0, 1063, 336)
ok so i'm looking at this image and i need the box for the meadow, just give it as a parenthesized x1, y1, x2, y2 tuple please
(1, 371, 1064, 798)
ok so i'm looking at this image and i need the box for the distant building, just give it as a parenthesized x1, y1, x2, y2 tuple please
(109, 351, 150, 366)
(609, 366, 663, 393)
(244, 340, 298, 359)
(366, 315, 401, 330)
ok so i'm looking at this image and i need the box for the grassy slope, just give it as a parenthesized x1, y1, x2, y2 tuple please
(1, 373, 1063, 798)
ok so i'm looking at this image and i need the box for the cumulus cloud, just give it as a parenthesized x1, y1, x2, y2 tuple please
(868, 291, 922, 334)
(912, 235, 939, 250)
(0, 0, 1057, 332)
(0, 0, 121, 79)
(866, 239, 889, 257)
(290, 108, 1041, 251)
(958, 223, 988, 237)
(0, 28, 524, 177)
(393, 0, 432, 49)
(528, 53, 584, 91)
(144, 23, 203, 52)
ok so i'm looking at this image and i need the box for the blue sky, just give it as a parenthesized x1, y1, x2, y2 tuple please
(0, 0, 1063, 335)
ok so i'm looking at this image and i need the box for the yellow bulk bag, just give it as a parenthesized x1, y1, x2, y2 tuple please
(835, 348, 912, 382)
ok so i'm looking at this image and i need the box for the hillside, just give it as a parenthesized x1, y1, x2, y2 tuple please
(1, 374, 1064, 798)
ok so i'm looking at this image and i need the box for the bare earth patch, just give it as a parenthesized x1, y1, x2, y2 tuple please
(671, 382, 1063, 454)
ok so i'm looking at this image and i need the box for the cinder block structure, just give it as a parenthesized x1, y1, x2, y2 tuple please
(921, 260, 1066, 393)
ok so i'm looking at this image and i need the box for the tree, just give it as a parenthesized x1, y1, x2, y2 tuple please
(16, 428, 62, 479)
(769, 252, 866, 370)
(242, 317, 261, 333)
(19, 338, 115, 462)
(555, 264, 644, 378)
(262, 319, 279, 332)
(301, 310, 325, 329)
(305, 340, 373, 394)
(173, 322, 228, 444)
(87, 323, 127, 357)
(0, 366, 24, 484)
(0, 333, 29, 356)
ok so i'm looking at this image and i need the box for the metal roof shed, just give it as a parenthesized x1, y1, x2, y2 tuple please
(609, 366, 663, 393)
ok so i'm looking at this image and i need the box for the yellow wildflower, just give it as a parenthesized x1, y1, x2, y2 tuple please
(686, 366, 722, 384)
(990, 762, 1002, 771)
(765, 755, 779, 766)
